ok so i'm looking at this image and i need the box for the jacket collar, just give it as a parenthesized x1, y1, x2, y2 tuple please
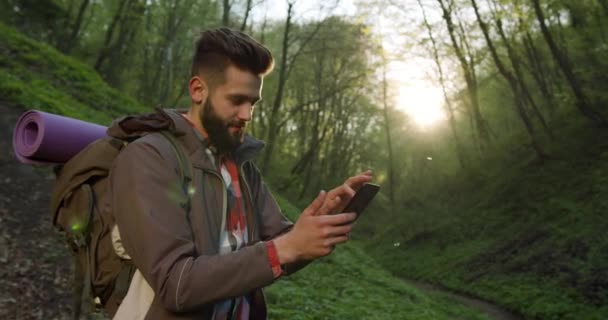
(108, 108, 265, 169)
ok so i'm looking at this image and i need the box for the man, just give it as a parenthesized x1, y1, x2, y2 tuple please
(108, 27, 372, 319)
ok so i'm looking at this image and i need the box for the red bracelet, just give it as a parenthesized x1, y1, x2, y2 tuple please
(265, 241, 283, 278)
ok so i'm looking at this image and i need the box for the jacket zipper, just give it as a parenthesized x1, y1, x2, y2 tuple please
(239, 161, 257, 242)
(202, 168, 227, 242)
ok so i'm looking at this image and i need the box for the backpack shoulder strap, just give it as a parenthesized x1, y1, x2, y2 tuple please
(159, 130, 192, 189)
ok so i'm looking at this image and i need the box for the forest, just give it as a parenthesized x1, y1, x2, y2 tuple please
(0, 0, 606, 319)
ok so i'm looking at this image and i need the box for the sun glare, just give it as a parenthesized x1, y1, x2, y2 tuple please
(397, 85, 445, 127)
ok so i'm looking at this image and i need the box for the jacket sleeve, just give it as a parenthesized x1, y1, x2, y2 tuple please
(245, 162, 311, 275)
(109, 140, 276, 313)
(246, 162, 293, 240)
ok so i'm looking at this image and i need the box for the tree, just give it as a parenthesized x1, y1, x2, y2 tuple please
(381, 59, 396, 209)
(471, 0, 547, 159)
(437, 0, 493, 154)
(490, 1, 553, 140)
(59, 0, 92, 54)
(260, 1, 330, 171)
(266, 16, 379, 200)
(530, 0, 607, 127)
(94, 0, 147, 88)
(416, 0, 467, 169)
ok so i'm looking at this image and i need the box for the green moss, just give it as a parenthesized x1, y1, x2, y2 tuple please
(0, 22, 148, 124)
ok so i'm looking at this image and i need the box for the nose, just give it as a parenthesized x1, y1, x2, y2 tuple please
(237, 103, 253, 122)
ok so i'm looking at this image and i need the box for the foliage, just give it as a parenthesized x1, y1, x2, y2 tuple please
(258, 16, 386, 203)
(0, 22, 147, 124)
(0, 0, 67, 44)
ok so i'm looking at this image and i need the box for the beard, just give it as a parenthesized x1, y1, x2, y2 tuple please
(200, 99, 245, 154)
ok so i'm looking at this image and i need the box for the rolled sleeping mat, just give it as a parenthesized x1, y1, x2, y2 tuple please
(12, 110, 107, 165)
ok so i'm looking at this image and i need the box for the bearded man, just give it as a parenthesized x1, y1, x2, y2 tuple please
(108, 27, 372, 319)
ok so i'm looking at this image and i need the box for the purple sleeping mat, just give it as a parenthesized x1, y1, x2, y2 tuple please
(12, 110, 107, 165)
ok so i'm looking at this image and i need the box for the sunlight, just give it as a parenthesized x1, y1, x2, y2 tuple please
(397, 84, 445, 128)
(385, 60, 447, 129)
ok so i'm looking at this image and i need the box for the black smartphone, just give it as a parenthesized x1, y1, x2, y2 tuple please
(342, 183, 380, 218)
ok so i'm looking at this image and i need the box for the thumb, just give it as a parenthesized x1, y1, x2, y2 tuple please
(302, 190, 326, 217)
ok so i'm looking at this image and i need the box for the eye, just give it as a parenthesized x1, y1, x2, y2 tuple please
(230, 97, 246, 105)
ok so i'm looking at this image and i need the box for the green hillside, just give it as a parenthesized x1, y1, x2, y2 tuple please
(365, 120, 608, 319)
(0, 22, 148, 124)
(268, 195, 489, 320)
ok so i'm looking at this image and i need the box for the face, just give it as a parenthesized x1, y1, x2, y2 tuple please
(197, 64, 262, 154)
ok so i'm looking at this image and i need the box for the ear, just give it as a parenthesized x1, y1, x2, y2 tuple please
(189, 76, 208, 105)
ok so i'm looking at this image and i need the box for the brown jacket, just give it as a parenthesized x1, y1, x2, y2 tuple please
(107, 109, 293, 319)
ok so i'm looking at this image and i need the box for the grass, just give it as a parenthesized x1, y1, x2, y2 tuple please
(266, 195, 490, 320)
(0, 22, 148, 124)
(364, 117, 608, 319)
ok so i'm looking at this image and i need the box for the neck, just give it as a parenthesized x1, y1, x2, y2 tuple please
(185, 106, 208, 138)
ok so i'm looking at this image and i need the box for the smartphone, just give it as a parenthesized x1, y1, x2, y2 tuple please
(342, 183, 380, 218)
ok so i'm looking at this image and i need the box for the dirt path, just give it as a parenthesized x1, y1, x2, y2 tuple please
(0, 104, 73, 319)
(404, 278, 524, 320)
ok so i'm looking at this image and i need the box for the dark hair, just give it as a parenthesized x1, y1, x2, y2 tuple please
(190, 27, 274, 86)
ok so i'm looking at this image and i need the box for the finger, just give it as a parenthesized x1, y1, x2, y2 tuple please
(319, 212, 357, 226)
(345, 174, 373, 190)
(359, 170, 373, 176)
(303, 190, 326, 216)
(339, 183, 357, 199)
(325, 187, 355, 215)
(326, 183, 356, 203)
(326, 235, 350, 247)
(323, 224, 354, 238)
(318, 195, 341, 216)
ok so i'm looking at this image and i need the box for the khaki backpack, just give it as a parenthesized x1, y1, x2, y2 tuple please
(50, 122, 192, 319)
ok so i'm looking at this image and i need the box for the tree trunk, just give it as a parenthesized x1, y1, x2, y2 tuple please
(61, 0, 91, 53)
(530, 0, 606, 126)
(298, 38, 327, 199)
(95, 0, 130, 71)
(471, 0, 547, 159)
(381, 63, 396, 209)
(437, 0, 492, 154)
(599, 0, 608, 15)
(240, 0, 253, 31)
(491, 8, 554, 140)
(103, 0, 145, 87)
(222, 0, 231, 27)
(417, 0, 467, 169)
(261, 2, 293, 171)
(522, 30, 556, 115)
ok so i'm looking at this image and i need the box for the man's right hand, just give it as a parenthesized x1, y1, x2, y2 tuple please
(273, 190, 356, 264)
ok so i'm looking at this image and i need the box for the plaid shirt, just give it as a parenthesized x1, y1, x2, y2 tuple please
(213, 156, 251, 320)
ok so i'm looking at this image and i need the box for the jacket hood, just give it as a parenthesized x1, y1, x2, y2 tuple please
(106, 108, 265, 163)
(106, 108, 175, 140)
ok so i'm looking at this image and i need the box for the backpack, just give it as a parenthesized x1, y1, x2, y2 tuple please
(50, 127, 192, 319)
